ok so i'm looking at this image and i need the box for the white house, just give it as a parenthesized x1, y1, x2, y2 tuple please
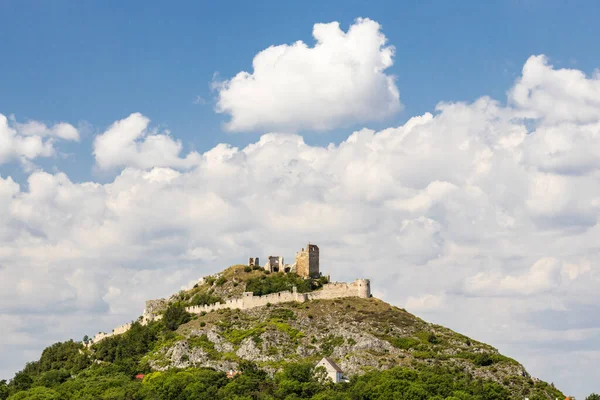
(317, 357, 345, 383)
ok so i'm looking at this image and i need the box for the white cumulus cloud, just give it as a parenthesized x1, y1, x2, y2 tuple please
(0, 114, 79, 166)
(509, 55, 600, 124)
(93, 112, 202, 170)
(213, 18, 401, 132)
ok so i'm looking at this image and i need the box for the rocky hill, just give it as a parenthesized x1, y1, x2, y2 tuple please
(1, 265, 564, 400)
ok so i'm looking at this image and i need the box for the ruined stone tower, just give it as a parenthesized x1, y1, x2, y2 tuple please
(295, 243, 319, 278)
(248, 257, 259, 267)
(266, 255, 284, 273)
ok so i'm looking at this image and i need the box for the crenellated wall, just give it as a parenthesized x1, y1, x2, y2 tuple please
(88, 278, 371, 346)
(87, 322, 133, 346)
(185, 279, 370, 315)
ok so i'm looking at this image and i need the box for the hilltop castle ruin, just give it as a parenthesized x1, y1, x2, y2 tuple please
(87, 242, 371, 346)
(252, 243, 320, 278)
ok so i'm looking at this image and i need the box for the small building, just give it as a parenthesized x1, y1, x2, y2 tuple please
(316, 357, 345, 383)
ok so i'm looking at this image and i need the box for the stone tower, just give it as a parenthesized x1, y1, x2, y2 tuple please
(295, 243, 319, 278)
(266, 255, 284, 273)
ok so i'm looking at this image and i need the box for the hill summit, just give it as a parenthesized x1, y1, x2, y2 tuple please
(1, 243, 565, 400)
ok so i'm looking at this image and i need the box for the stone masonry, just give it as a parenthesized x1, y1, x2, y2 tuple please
(89, 279, 371, 346)
(88, 243, 370, 346)
(186, 279, 371, 315)
(295, 243, 319, 278)
(265, 255, 284, 273)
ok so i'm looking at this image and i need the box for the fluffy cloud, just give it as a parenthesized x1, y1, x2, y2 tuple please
(0, 114, 79, 166)
(464, 257, 591, 296)
(93, 112, 201, 170)
(1, 54, 600, 396)
(509, 55, 600, 124)
(15, 120, 80, 141)
(213, 18, 401, 132)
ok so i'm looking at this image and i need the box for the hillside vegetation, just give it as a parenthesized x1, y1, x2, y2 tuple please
(1, 266, 564, 400)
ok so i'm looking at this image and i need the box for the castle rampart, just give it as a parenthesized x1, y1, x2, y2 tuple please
(88, 279, 370, 346)
(86, 243, 370, 346)
(185, 279, 370, 315)
(87, 322, 134, 346)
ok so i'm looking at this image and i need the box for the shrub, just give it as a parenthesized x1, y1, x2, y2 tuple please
(416, 331, 440, 344)
(473, 353, 494, 366)
(245, 272, 314, 296)
(190, 292, 222, 307)
(215, 277, 227, 286)
(243, 266, 252, 273)
(390, 337, 422, 350)
(269, 308, 296, 321)
(205, 276, 216, 286)
(320, 335, 345, 356)
(163, 303, 192, 331)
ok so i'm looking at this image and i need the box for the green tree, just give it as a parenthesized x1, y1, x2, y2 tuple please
(37, 340, 89, 375)
(7, 386, 60, 400)
(0, 380, 9, 400)
(163, 303, 192, 331)
(586, 394, 600, 400)
(245, 272, 317, 296)
(9, 371, 33, 393)
(274, 363, 327, 398)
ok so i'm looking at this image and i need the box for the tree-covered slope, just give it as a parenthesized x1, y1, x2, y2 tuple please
(1, 267, 565, 400)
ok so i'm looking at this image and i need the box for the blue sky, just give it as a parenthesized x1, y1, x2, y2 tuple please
(2, 0, 600, 183)
(2, 1, 600, 398)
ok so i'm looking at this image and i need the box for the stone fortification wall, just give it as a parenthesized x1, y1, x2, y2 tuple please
(88, 322, 133, 346)
(305, 279, 370, 301)
(185, 279, 370, 315)
(143, 298, 169, 322)
(89, 279, 371, 346)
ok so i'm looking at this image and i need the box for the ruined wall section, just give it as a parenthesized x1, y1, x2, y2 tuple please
(88, 322, 133, 346)
(89, 279, 371, 346)
(143, 298, 168, 323)
(266, 256, 284, 273)
(296, 249, 309, 277)
(306, 279, 371, 301)
(185, 279, 371, 315)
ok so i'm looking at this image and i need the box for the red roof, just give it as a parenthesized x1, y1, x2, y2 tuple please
(135, 374, 145, 380)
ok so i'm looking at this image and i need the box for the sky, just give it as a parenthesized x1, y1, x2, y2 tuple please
(1, 0, 600, 397)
